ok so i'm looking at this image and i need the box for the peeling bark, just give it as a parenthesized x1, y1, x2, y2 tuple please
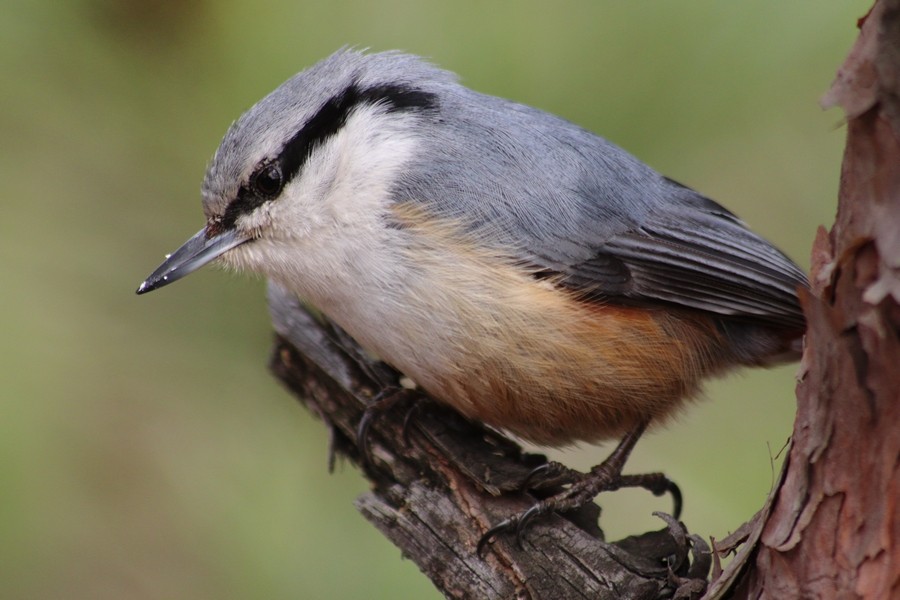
(719, 2, 900, 597)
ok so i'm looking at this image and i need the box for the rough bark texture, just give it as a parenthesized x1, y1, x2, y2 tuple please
(723, 2, 900, 597)
(265, 3, 899, 598)
(268, 286, 710, 599)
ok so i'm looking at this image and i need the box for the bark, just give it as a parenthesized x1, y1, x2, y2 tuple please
(710, 2, 900, 597)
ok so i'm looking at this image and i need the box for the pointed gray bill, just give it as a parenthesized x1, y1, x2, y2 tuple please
(136, 228, 249, 295)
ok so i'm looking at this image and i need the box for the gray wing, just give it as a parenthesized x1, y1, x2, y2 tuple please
(395, 84, 808, 330)
(554, 180, 808, 329)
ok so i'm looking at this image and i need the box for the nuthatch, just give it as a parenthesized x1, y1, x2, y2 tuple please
(137, 49, 807, 546)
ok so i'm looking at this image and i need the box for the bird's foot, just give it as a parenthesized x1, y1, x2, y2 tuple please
(478, 424, 681, 555)
(356, 386, 417, 470)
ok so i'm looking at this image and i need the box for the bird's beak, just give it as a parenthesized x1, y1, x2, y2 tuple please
(136, 227, 249, 295)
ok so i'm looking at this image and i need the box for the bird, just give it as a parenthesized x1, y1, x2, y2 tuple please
(137, 48, 807, 550)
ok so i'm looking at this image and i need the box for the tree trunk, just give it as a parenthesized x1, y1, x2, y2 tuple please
(726, 1, 900, 597)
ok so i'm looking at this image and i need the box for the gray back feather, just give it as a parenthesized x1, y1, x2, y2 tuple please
(381, 55, 807, 328)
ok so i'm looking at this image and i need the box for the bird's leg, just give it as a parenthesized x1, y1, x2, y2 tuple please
(478, 422, 681, 554)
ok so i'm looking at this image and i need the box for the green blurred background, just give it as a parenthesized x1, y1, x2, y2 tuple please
(2, 1, 866, 598)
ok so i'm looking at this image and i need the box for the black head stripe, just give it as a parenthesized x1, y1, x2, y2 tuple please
(356, 84, 440, 114)
(219, 82, 438, 230)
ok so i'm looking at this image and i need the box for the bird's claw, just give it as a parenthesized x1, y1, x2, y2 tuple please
(356, 386, 414, 470)
(477, 423, 685, 557)
(520, 460, 581, 491)
(476, 505, 547, 555)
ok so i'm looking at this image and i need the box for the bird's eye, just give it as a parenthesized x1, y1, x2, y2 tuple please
(251, 164, 284, 198)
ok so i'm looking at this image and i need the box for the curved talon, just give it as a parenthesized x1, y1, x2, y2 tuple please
(400, 400, 422, 446)
(515, 505, 546, 548)
(667, 481, 683, 520)
(520, 463, 552, 490)
(617, 473, 683, 520)
(326, 424, 339, 474)
(356, 386, 409, 468)
(478, 500, 562, 556)
(521, 460, 582, 492)
(356, 406, 379, 469)
(642, 476, 683, 520)
(355, 387, 413, 469)
(477, 518, 516, 556)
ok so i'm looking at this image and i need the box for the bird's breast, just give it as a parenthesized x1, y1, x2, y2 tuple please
(282, 203, 736, 446)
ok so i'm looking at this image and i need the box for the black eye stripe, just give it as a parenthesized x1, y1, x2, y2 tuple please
(218, 82, 438, 231)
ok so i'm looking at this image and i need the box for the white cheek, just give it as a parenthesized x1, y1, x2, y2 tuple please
(225, 106, 422, 291)
(274, 106, 421, 232)
(325, 109, 421, 225)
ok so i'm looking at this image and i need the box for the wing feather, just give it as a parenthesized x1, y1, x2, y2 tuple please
(559, 189, 808, 329)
